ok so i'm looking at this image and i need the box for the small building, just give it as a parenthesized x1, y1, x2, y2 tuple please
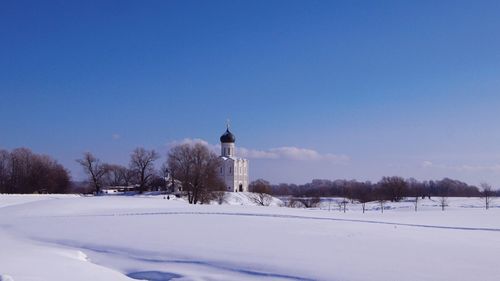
(219, 126, 249, 192)
(164, 174, 184, 195)
(101, 185, 137, 195)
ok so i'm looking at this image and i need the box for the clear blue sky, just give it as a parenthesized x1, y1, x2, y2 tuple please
(1, 0, 500, 186)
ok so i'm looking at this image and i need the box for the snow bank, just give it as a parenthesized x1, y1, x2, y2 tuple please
(0, 230, 133, 281)
(0, 275, 14, 281)
(0, 194, 79, 209)
(0, 195, 499, 281)
(222, 192, 283, 206)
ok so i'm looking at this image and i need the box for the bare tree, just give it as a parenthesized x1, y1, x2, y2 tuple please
(249, 192, 273, 206)
(9, 148, 32, 193)
(249, 179, 273, 206)
(336, 199, 343, 212)
(0, 150, 10, 193)
(413, 191, 420, 212)
(438, 196, 448, 211)
(297, 197, 321, 208)
(213, 191, 227, 205)
(249, 179, 272, 194)
(167, 143, 224, 204)
(3, 149, 68, 194)
(340, 198, 349, 213)
(102, 164, 130, 187)
(31, 154, 69, 194)
(129, 148, 159, 193)
(374, 184, 390, 213)
(121, 166, 136, 186)
(0, 148, 70, 194)
(149, 174, 167, 192)
(480, 182, 495, 210)
(437, 181, 450, 211)
(285, 197, 304, 208)
(379, 176, 408, 202)
(407, 178, 422, 212)
(77, 152, 108, 194)
(351, 182, 372, 213)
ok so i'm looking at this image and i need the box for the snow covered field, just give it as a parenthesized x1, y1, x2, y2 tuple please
(1, 194, 499, 281)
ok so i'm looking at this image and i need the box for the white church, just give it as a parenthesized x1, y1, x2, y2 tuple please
(219, 126, 249, 192)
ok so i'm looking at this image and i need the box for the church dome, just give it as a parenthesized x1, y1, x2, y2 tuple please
(220, 128, 236, 143)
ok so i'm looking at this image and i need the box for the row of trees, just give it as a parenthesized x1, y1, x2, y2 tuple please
(267, 177, 496, 211)
(271, 177, 486, 200)
(77, 148, 161, 194)
(2, 145, 497, 211)
(167, 143, 225, 204)
(78, 143, 225, 204)
(0, 148, 70, 194)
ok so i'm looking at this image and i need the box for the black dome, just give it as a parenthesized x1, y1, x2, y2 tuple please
(220, 128, 235, 143)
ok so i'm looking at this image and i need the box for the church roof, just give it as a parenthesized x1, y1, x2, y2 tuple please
(220, 128, 236, 143)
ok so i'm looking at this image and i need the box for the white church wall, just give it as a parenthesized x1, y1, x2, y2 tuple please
(219, 127, 249, 192)
(221, 143, 235, 158)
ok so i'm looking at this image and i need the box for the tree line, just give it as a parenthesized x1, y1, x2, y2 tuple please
(271, 177, 488, 200)
(76, 148, 161, 194)
(267, 177, 497, 211)
(0, 148, 70, 194)
(77, 143, 225, 204)
(2, 144, 498, 210)
(0, 144, 225, 202)
(246, 177, 497, 211)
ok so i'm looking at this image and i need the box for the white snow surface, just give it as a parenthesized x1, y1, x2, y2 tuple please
(0, 193, 499, 281)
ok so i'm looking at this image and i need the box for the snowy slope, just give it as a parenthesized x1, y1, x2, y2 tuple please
(0, 195, 499, 281)
(0, 194, 78, 208)
(223, 191, 283, 206)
